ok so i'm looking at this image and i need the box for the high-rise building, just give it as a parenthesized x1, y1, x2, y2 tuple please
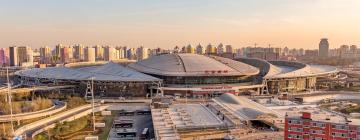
(217, 43, 224, 54)
(225, 45, 233, 53)
(17, 46, 33, 66)
(206, 44, 216, 54)
(180, 46, 186, 53)
(150, 48, 163, 56)
(93, 45, 104, 60)
(235, 48, 244, 58)
(104, 46, 116, 61)
(84, 47, 95, 62)
(127, 48, 136, 60)
(285, 112, 360, 140)
(116, 47, 125, 59)
(40, 46, 51, 64)
(298, 48, 305, 56)
(350, 45, 357, 52)
(0, 49, 5, 66)
(186, 44, 195, 54)
(173, 46, 180, 53)
(283, 47, 289, 56)
(196, 44, 204, 54)
(60, 47, 72, 63)
(9, 46, 18, 66)
(319, 38, 329, 58)
(55, 44, 64, 59)
(73, 44, 84, 61)
(122, 46, 128, 59)
(136, 46, 149, 60)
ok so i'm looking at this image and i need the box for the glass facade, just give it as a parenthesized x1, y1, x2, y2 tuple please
(148, 74, 253, 85)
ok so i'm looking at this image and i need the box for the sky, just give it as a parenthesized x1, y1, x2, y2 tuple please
(0, 0, 360, 49)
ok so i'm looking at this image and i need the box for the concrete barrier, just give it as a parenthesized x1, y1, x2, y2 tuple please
(30, 105, 109, 138)
(14, 104, 93, 136)
(0, 101, 67, 122)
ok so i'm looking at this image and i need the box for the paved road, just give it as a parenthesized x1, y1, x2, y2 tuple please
(0, 85, 74, 95)
(108, 106, 154, 140)
(13, 104, 98, 138)
(0, 100, 66, 122)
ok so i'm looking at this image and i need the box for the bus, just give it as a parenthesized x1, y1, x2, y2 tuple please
(119, 111, 135, 116)
(137, 110, 151, 115)
(113, 119, 134, 128)
(115, 128, 137, 138)
(140, 128, 149, 139)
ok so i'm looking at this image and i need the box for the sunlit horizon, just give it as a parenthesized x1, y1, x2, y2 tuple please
(1, 0, 360, 49)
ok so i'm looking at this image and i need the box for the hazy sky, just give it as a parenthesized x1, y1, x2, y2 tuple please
(1, 0, 360, 49)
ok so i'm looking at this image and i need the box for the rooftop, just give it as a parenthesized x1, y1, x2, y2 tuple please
(213, 93, 280, 121)
(15, 62, 161, 82)
(128, 54, 259, 77)
(267, 61, 337, 79)
(151, 104, 225, 140)
(278, 107, 360, 126)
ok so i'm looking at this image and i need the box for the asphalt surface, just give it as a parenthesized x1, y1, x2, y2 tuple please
(24, 105, 92, 138)
(108, 107, 154, 140)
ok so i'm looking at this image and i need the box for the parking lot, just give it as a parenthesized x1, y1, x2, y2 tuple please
(108, 105, 154, 140)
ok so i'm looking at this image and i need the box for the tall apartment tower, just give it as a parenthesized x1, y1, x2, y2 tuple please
(136, 46, 149, 60)
(186, 45, 195, 54)
(9, 46, 18, 66)
(55, 44, 64, 59)
(73, 44, 84, 60)
(93, 45, 104, 60)
(104, 46, 116, 61)
(319, 38, 329, 58)
(40, 46, 51, 64)
(84, 47, 96, 62)
(217, 43, 224, 54)
(127, 48, 136, 60)
(206, 44, 216, 54)
(17, 46, 33, 66)
(0, 49, 5, 65)
(60, 47, 72, 63)
(196, 44, 205, 54)
(225, 45, 233, 53)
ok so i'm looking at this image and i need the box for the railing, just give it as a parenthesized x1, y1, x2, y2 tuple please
(14, 104, 93, 136)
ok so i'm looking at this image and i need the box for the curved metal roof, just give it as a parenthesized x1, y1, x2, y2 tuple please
(237, 58, 338, 79)
(128, 53, 260, 77)
(214, 93, 279, 120)
(15, 62, 161, 82)
(265, 61, 338, 79)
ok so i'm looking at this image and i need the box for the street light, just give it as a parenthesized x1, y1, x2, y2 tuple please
(91, 77, 96, 132)
(7, 67, 15, 136)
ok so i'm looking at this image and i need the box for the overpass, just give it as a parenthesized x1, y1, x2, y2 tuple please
(0, 100, 66, 123)
(0, 85, 75, 95)
(13, 104, 109, 139)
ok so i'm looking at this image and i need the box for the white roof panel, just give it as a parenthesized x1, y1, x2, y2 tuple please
(16, 62, 161, 82)
(128, 54, 259, 76)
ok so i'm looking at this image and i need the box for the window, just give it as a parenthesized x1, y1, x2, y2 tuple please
(288, 134, 302, 139)
(311, 130, 324, 135)
(333, 124, 347, 130)
(289, 127, 303, 132)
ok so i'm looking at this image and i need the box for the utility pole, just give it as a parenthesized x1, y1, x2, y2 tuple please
(91, 77, 96, 132)
(2, 123, 5, 137)
(7, 67, 15, 136)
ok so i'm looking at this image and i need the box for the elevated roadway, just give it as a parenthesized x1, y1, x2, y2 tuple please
(0, 85, 74, 95)
(0, 100, 66, 122)
(13, 104, 109, 138)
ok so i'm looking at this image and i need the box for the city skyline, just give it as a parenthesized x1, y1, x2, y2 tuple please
(1, 0, 360, 49)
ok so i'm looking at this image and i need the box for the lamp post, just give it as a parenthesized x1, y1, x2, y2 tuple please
(7, 67, 14, 136)
(91, 77, 96, 132)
